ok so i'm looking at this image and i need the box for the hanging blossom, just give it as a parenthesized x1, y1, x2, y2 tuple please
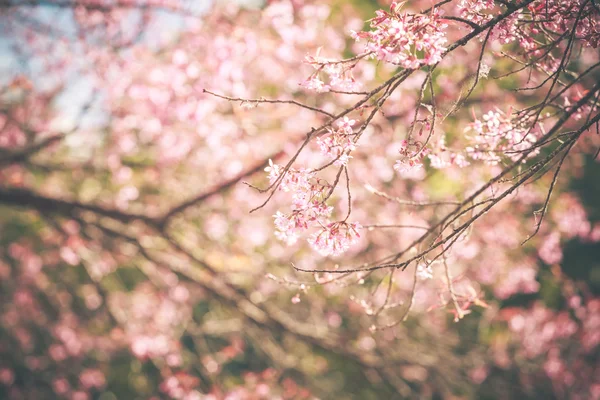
(316, 116, 357, 166)
(350, 2, 448, 69)
(273, 202, 333, 246)
(300, 75, 330, 93)
(464, 109, 540, 165)
(266, 159, 362, 255)
(273, 211, 304, 245)
(393, 139, 429, 174)
(266, 163, 332, 245)
(301, 51, 363, 93)
(308, 221, 362, 257)
(265, 160, 314, 192)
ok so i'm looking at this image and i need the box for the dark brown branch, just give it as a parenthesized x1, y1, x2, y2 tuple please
(521, 140, 574, 245)
(0, 134, 63, 167)
(202, 89, 336, 119)
(0, 186, 158, 225)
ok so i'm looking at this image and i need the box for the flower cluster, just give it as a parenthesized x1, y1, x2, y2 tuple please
(531, 0, 600, 48)
(301, 51, 362, 93)
(308, 221, 362, 257)
(488, 0, 599, 56)
(273, 204, 332, 245)
(393, 139, 429, 174)
(500, 298, 600, 398)
(351, 2, 448, 69)
(416, 263, 433, 280)
(300, 75, 330, 93)
(457, 0, 495, 25)
(267, 159, 362, 255)
(265, 160, 316, 194)
(316, 116, 357, 166)
(464, 110, 540, 165)
(266, 161, 331, 242)
(489, 11, 525, 45)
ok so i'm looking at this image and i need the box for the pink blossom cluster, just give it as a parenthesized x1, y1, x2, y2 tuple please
(501, 298, 600, 398)
(457, 0, 495, 25)
(416, 263, 433, 280)
(537, 194, 600, 265)
(530, 0, 600, 48)
(300, 75, 330, 93)
(552, 194, 593, 239)
(464, 110, 540, 165)
(302, 54, 362, 93)
(130, 334, 181, 364)
(267, 159, 361, 256)
(489, 11, 525, 45)
(316, 116, 357, 166)
(273, 206, 332, 246)
(0, 77, 53, 151)
(308, 221, 362, 257)
(393, 139, 429, 174)
(267, 162, 332, 245)
(0, 116, 26, 149)
(78, 369, 106, 390)
(506, 304, 577, 357)
(489, 0, 600, 55)
(265, 160, 316, 192)
(351, 2, 448, 69)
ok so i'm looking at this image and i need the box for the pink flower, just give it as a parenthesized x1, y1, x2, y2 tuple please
(264, 159, 281, 184)
(458, 0, 495, 25)
(308, 221, 362, 257)
(394, 139, 428, 174)
(464, 109, 539, 165)
(336, 116, 356, 134)
(416, 264, 433, 280)
(300, 76, 330, 93)
(316, 125, 357, 166)
(355, 4, 448, 69)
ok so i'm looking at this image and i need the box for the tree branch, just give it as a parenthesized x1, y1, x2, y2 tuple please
(0, 186, 158, 225)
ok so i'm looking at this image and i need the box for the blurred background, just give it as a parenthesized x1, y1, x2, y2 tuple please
(1, 0, 599, 399)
